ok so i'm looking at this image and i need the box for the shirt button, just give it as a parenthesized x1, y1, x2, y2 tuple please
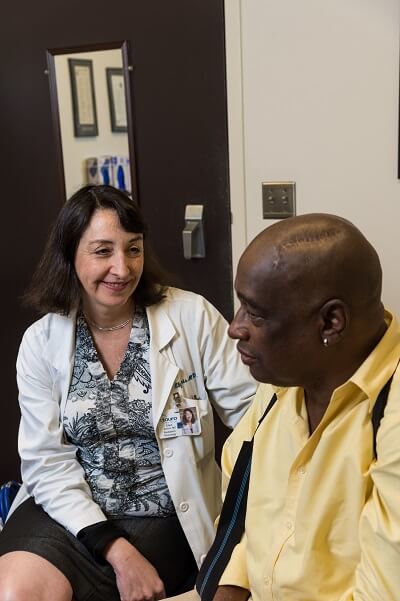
(264, 576, 271, 585)
(164, 448, 173, 458)
(286, 521, 293, 530)
(179, 501, 189, 512)
(298, 466, 306, 475)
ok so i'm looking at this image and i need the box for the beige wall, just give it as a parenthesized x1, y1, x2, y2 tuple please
(55, 49, 129, 198)
(226, 0, 400, 313)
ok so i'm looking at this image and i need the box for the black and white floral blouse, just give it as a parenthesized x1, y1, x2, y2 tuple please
(63, 309, 175, 518)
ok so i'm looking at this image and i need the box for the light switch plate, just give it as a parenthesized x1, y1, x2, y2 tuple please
(262, 181, 296, 219)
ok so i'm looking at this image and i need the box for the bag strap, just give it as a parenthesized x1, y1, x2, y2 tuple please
(196, 393, 277, 601)
(371, 373, 393, 458)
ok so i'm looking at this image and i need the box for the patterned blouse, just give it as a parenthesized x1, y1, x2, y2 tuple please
(63, 309, 175, 518)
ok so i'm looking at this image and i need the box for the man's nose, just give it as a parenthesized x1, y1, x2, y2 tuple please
(228, 308, 249, 340)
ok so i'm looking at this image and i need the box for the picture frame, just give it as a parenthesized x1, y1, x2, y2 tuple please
(106, 67, 128, 132)
(68, 58, 98, 137)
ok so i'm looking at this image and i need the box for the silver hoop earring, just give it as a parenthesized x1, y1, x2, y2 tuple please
(323, 337, 329, 347)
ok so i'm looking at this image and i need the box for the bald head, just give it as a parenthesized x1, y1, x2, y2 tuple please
(230, 213, 386, 388)
(242, 213, 382, 313)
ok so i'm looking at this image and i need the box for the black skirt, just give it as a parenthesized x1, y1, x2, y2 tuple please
(0, 498, 198, 601)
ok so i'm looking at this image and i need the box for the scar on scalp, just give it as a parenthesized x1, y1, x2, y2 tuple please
(279, 228, 342, 250)
(271, 228, 342, 270)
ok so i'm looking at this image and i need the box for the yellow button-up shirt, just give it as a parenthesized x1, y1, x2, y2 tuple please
(220, 311, 400, 600)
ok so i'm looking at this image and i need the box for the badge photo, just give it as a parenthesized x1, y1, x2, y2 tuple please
(180, 405, 201, 436)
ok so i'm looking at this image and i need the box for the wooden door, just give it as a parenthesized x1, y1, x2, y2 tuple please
(0, 0, 233, 481)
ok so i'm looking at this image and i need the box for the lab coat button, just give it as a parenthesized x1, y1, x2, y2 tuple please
(164, 448, 173, 458)
(179, 501, 189, 512)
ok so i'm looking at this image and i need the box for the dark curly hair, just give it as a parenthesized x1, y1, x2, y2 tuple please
(25, 185, 170, 314)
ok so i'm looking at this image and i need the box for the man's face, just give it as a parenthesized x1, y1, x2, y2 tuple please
(228, 249, 319, 386)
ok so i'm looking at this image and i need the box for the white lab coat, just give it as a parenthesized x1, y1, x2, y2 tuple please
(9, 287, 256, 566)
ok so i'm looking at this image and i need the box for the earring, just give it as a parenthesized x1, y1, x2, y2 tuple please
(323, 337, 329, 347)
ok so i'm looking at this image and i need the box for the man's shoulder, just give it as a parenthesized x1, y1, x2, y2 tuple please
(227, 384, 277, 442)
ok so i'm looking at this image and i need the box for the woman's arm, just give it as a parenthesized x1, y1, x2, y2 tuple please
(17, 323, 106, 535)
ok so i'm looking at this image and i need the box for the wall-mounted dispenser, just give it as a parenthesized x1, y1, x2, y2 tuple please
(182, 205, 205, 259)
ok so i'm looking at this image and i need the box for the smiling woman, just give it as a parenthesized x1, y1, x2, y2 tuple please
(74, 211, 144, 328)
(0, 185, 256, 601)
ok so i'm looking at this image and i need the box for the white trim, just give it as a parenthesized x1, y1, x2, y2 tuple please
(225, 0, 246, 312)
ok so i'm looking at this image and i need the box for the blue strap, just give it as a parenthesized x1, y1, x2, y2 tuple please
(196, 394, 278, 601)
(0, 481, 21, 522)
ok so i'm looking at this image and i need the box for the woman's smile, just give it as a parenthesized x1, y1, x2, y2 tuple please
(74, 209, 144, 319)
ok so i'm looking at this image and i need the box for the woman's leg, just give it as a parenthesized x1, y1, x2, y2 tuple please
(0, 551, 73, 601)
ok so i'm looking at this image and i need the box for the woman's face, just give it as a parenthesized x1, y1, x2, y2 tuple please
(74, 209, 144, 316)
(184, 410, 193, 423)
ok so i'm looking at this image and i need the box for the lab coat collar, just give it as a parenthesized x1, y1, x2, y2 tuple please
(146, 301, 176, 350)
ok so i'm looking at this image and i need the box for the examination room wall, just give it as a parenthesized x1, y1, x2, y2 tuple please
(226, 0, 400, 313)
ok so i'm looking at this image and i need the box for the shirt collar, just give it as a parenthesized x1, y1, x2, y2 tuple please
(348, 309, 400, 409)
(273, 310, 400, 412)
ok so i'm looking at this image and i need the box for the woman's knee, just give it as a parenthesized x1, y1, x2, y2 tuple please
(0, 551, 73, 601)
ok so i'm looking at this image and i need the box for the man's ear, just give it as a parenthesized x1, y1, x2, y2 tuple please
(318, 299, 349, 346)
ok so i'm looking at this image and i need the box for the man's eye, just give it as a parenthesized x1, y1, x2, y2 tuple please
(129, 246, 142, 255)
(94, 248, 110, 255)
(247, 310, 264, 323)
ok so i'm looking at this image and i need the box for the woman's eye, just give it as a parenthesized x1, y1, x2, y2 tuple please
(94, 248, 110, 256)
(129, 246, 142, 255)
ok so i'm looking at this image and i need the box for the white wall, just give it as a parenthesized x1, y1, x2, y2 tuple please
(55, 49, 129, 198)
(226, 0, 400, 313)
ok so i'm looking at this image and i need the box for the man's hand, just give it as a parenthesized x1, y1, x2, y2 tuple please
(104, 537, 166, 601)
(213, 585, 250, 601)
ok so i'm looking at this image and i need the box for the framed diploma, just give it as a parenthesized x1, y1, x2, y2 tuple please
(106, 67, 128, 133)
(68, 58, 98, 137)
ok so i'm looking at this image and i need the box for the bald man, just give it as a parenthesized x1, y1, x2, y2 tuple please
(200, 214, 400, 601)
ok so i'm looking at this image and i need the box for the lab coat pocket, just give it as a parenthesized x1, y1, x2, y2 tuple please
(181, 397, 214, 463)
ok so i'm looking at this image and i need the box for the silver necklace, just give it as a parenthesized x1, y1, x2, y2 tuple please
(85, 316, 132, 332)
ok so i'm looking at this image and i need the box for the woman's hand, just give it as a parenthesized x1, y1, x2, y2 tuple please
(104, 537, 166, 601)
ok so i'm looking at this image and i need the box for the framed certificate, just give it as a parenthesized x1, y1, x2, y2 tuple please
(106, 67, 128, 133)
(68, 58, 98, 137)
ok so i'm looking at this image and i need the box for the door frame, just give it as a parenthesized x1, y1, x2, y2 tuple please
(224, 0, 247, 312)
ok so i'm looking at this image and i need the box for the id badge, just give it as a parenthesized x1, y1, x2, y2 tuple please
(159, 408, 182, 439)
(179, 399, 202, 436)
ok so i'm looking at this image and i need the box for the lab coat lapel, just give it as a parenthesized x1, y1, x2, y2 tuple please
(146, 302, 179, 427)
